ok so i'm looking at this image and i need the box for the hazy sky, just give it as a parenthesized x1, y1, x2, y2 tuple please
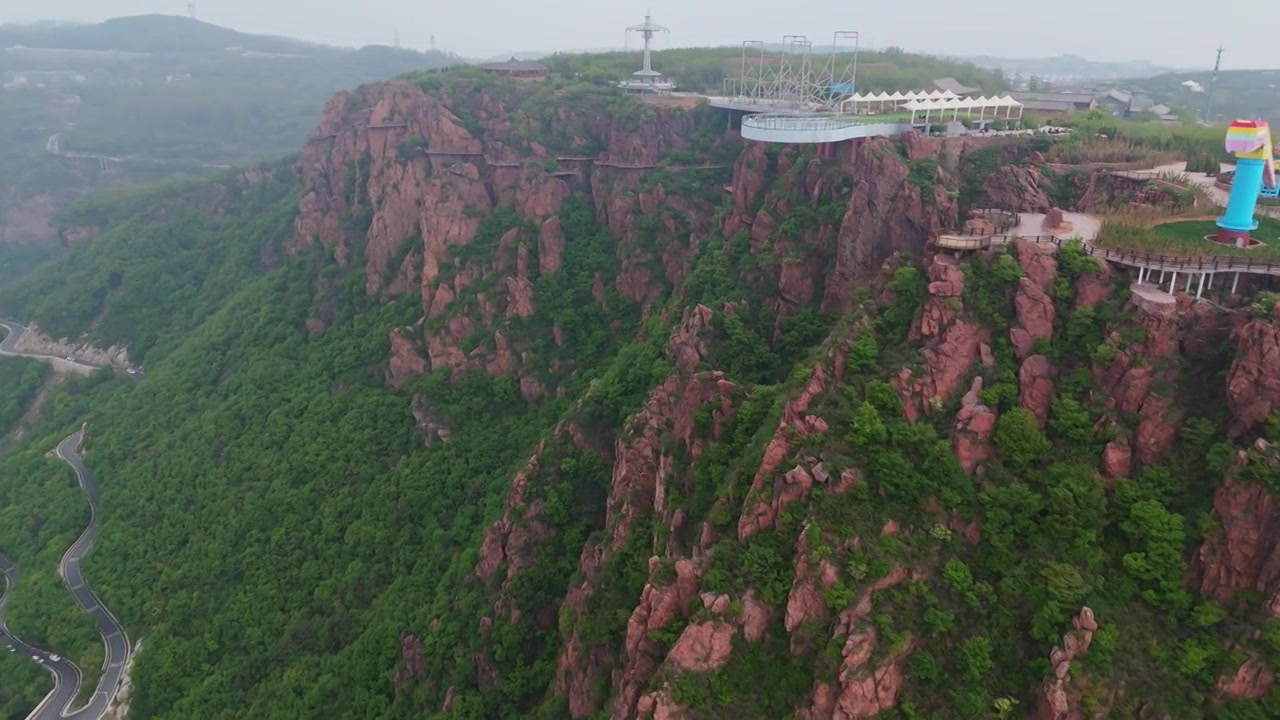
(5, 0, 1272, 69)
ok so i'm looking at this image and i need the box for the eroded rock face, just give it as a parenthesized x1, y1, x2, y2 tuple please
(1196, 469, 1280, 616)
(1019, 355, 1056, 428)
(290, 81, 712, 393)
(1216, 653, 1276, 701)
(739, 365, 831, 539)
(1031, 607, 1098, 720)
(1011, 277, 1055, 360)
(821, 138, 962, 311)
(1094, 285, 1229, 467)
(1226, 302, 1280, 435)
(954, 377, 997, 474)
(895, 255, 985, 421)
(1102, 440, 1132, 479)
(555, 372, 737, 717)
(983, 165, 1052, 213)
(612, 559, 702, 719)
(394, 632, 427, 686)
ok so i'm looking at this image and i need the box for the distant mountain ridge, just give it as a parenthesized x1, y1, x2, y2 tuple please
(939, 52, 1186, 80)
(0, 14, 435, 58)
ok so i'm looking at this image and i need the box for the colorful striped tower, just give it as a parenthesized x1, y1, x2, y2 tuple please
(1217, 120, 1275, 245)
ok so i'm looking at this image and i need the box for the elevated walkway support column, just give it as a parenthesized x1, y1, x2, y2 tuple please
(1169, 272, 1178, 295)
(1216, 156, 1265, 245)
(1197, 272, 1206, 299)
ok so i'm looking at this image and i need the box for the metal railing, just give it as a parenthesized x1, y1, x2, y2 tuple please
(1005, 234, 1280, 276)
(740, 113, 870, 132)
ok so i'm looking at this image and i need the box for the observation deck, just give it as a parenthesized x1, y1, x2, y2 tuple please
(738, 113, 908, 144)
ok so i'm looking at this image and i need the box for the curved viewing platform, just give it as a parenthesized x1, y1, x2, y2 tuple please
(739, 114, 907, 144)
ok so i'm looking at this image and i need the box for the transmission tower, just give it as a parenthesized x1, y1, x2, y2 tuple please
(187, 2, 196, 18)
(1204, 43, 1223, 123)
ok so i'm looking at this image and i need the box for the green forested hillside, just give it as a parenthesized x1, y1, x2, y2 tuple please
(0, 160, 297, 361)
(0, 72, 1279, 719)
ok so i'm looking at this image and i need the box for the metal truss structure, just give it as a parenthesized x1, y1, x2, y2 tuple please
(721, 31, 860, 112)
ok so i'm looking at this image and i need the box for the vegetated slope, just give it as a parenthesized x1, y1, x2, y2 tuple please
(1, 70, 1279, 720)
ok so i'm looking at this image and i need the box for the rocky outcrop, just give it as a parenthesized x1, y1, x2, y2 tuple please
(982, 165, 1052, 213)
(1032, 607, 1098, 720)
(896, 255, 984, 421)
(1102, 439, 1132, 479)
(1073, 258, 1113, 310)
(556, 372, 737, 717)
(1010, 277, 1055, 360)
(290, 80, 715, 392)
(954, 377, 997, 474)
(395, 632, 427, 686)
(739, 364, 832, 539)
(821, 138, 963, 311)
(1094, 286, 1197, 466)
(1216, 653, 1276, 701)
(10, 321, 132, 370)
(1226, 302, 1280, 435)
(1019, 354, 1056, 428)
(800, 567, 914, 720)
(612, 558, 702, 719)
(1196, 462, 1280, 616)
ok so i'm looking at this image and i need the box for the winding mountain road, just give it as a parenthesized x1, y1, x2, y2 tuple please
(0, 319, 137, 718)
(0, 432, 131, 720)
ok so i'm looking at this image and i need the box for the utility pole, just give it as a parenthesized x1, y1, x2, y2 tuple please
(1205, 43, 1223, 123)
(393, 31, 400, 49)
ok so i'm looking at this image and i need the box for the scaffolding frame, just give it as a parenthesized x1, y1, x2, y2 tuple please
(721, 31, 859, 112)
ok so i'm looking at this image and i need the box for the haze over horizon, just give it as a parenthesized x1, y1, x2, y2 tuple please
(2, 0, 1271, 71)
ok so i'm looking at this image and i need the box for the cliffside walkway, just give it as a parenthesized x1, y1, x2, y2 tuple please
(934, 157, 1280, 298)
(938, 211, 1278, 298)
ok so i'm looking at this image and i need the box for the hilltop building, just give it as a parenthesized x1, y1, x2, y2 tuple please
(477, 57, 549, 79)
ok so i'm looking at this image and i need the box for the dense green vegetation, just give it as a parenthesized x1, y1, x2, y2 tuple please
(0, 70, 1278, 720)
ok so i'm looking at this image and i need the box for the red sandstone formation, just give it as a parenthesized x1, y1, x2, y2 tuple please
(820, 138, 961, 311)
(954, 377, 997, 474)
(1073, 258, 1113, 310)
(290, 81, 712, 395)
(612, 558, 702, 718)
(1031, 607, 1098, 720)
(1102, 439, 1132, 479)
(982, 165, 1052, 213)
(554, 372, 737, 716)
(895, 255, 985, 421)
(1011, 277, 1055, 360)
(738, 365, 831, 539)
(1216, 653, 1276, 701)
(1226, 302, 1280, 435)
(1196, 463, 1280, 616)
(1019, 355, 1056, 428)
(1094, 286, 1189, 466)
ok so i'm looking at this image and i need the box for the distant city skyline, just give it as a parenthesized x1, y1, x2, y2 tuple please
(3, 0, 1272, 70)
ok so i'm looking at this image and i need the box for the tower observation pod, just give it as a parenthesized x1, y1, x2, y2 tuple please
(619, 13, 674, 94)
(1217, 120, 1276, 247)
